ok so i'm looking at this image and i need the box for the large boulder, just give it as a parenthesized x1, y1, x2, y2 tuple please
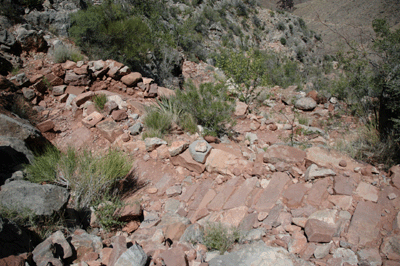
(0, 114, 49, 151)
(14, 24, 48, 53)
(294, 97, 317, 111)
(0, 181, 69, 216)
(25, 9, 73, 37)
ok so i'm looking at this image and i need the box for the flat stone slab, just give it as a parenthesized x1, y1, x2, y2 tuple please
(347, 201, 381, 246)
(96, 119, 123, 143)
(223, 177, 258, 210)
(283, 183, 309, 208)
(305, 178, 330, 207)
(305, 146, 364, 171)
(170, 149, 205, 174)
(356, 182, 379, 202)
(208, 177, 242, 211)
(82, 111, 104, 128)
(263, 145, 306, 165)
(254, 172, 291, 212)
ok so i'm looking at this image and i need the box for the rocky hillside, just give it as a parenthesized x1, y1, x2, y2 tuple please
(0, 46, 400, 265)
(0, 1, 400, 266)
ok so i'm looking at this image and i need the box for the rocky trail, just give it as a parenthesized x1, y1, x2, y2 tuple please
(0, 49, 399, 266)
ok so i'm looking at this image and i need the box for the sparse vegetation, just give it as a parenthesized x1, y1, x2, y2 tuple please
(26, 147, 131, 209)
(143, 107, 173, 139)
(203, 222, 241, 254)
(92, 194, 126, 232)
(174, 81, 235, 136)
(93, 94, 108, 111)
(53, 44, 84, 63)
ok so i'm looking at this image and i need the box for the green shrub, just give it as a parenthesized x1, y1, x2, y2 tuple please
(203, 222, 241, 254)
(276, 22, 286, 31)
(53, 45, 83, 63)
(143, 108, 173, 138)
(280, 37, 287, 45)
(175, 81, 235, 136)
(69, 2, 154, 64)
(26, 147, 131, 209)
(25, 145, 60, 183)
(93, 194, 126, 231)
(179, 112, 197, 134)
(93, 94, 108, 111)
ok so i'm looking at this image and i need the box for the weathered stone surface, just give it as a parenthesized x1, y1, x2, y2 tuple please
(288, 231, 307, 254)
(208, 177, 241, 211)
(115, 243, 147, 266)
(263, 145, 306, 165)
(334, 175, 356, 196)
(295, 97, 317, 111)
(304, 219, 336, 243)
(220, 206, 249, 227)
(82, 111, 104, 128)
(22, 87, 36, 100)
(117, 201, 142, 222)
(0, 181, 69, 216)
(356, 182, 379, 202)
(166, 185, 182, 197)
(144, 137, 167, 152)
(304, 164, 336, 181)
(52, 85, 66, 96)
(234, 101, 248, 117)
(328, 195, 353, 210)
(64, 70, 91, 86)
(389, 165, 400, 189)
(111, 109, 128, 121)
(36, 119, 54, 133)
(139, 211, 160, 229)
(74, 91, 94, 106)
(306, 178, 329, 207)
(283, 183, 309, 208)
(171, 149, 206, 173)
(208, 241, 311, 266)
(305, 146, 364, 170)
(70, 229, 102, 263)
(189, 140, 212, 163)
(332, 248, 358, 265)
(128, 122, 143, 136)
(104, 100, 118, 115)
(254, 172, 291, 212)
(169, 141, 189, 157)
(347, 201, 381, 246)
(33, 231, 73, 266)
(381, 235, 400, 261)
(357, 248, 382, 266)
(180, 223, 204, 244)
(205, 149, 249, 176)
(314, 243, 331, 259)
(121, 72, 142, 87)
(161, 246, 188, 266)
(224, 177, 258, 210)
(96, 119, 123, 143)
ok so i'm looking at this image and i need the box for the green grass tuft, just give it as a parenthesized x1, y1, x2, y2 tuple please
(93, 94, 108, 111)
